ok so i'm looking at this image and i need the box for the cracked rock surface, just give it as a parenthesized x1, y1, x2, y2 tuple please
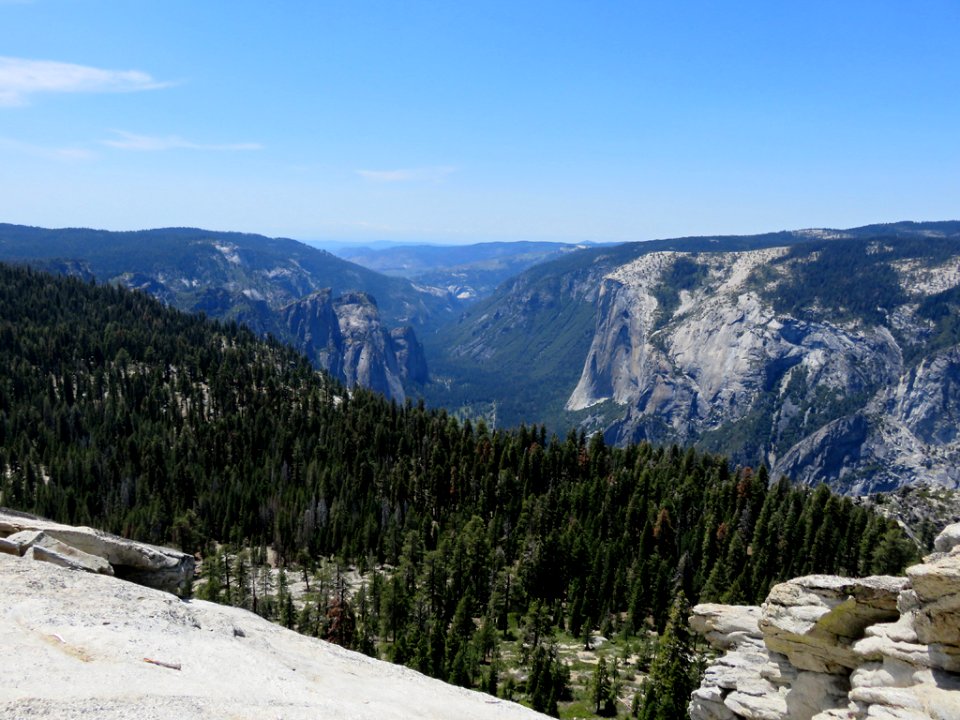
(0, 508, 194, 594)
(690, 522, 960, 720)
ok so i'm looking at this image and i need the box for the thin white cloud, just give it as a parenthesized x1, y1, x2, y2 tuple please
(0, 56, 170, 106)
(356, 166, 456, 183)
(0, 136, 94, 161)
(101, 130, 262, 152)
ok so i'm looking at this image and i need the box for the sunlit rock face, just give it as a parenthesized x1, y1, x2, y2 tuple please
(0, 507, 194, 594)
(689, 522, 960, 720)
(280, 290, 428, 402)
(568, 247, 960, 494)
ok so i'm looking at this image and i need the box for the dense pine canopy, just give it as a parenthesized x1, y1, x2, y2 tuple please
(0, 263, 916, 715)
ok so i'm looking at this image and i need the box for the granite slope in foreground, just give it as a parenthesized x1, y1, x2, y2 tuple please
(0, 552, 548, 720)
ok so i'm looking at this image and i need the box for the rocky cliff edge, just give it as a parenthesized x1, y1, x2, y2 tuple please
(689, 522, 960, 720)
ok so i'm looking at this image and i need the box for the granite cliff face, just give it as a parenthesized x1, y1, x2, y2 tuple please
(566, 239, 960, 493)
(333, 292, 428, 402)
(427, 223, 960, 493)
(280, 290, 428, 402)
(280, 289, 345, 376)
(390, 325, 430, 386)
(689, 522, 960, 720)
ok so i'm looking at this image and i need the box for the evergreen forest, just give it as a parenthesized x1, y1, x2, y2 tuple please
(0, 264, 918, 717)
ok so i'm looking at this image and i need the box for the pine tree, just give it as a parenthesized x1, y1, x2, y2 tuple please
(527, 642, 568, 718)
(277, 568, 295, 629)
(447, 595, 477, 686)
(591, 655, 618, 716)
(197, 549, 224, 603)
(233, 550, 250, 609)
(869, 527, 918, 574)
(640, 592, 700, 720)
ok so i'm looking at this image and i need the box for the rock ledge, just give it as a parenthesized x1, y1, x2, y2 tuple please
(690, 522, 960, 720)
(0, 507, 194, 594)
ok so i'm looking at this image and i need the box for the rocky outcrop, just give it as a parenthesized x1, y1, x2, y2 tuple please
(761, 575, 907, 677)
(280, 289, 345, 376)
(334, 291, 414, 401)
(0, 539, 547, 720)
(0, 508, 193, 595)
(690, 522, 960, 720)
(391, 325, 430, 385)
(280, 290, 429, 401)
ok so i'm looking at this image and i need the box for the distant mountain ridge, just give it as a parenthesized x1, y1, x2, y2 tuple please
(332, 240, 600, 301)
(0, 224, 451, 400)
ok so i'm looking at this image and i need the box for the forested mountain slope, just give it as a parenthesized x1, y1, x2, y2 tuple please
(0, 224, 453, 400)
(426, 222, 960, 493)
(0, 263, 917, 715)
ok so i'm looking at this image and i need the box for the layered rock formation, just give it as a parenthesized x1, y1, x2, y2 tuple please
(689, 522, 960, 720)
(0, 508, 194, 595)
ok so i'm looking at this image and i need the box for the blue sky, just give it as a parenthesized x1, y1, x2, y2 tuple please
(1, 1, 958, 244)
